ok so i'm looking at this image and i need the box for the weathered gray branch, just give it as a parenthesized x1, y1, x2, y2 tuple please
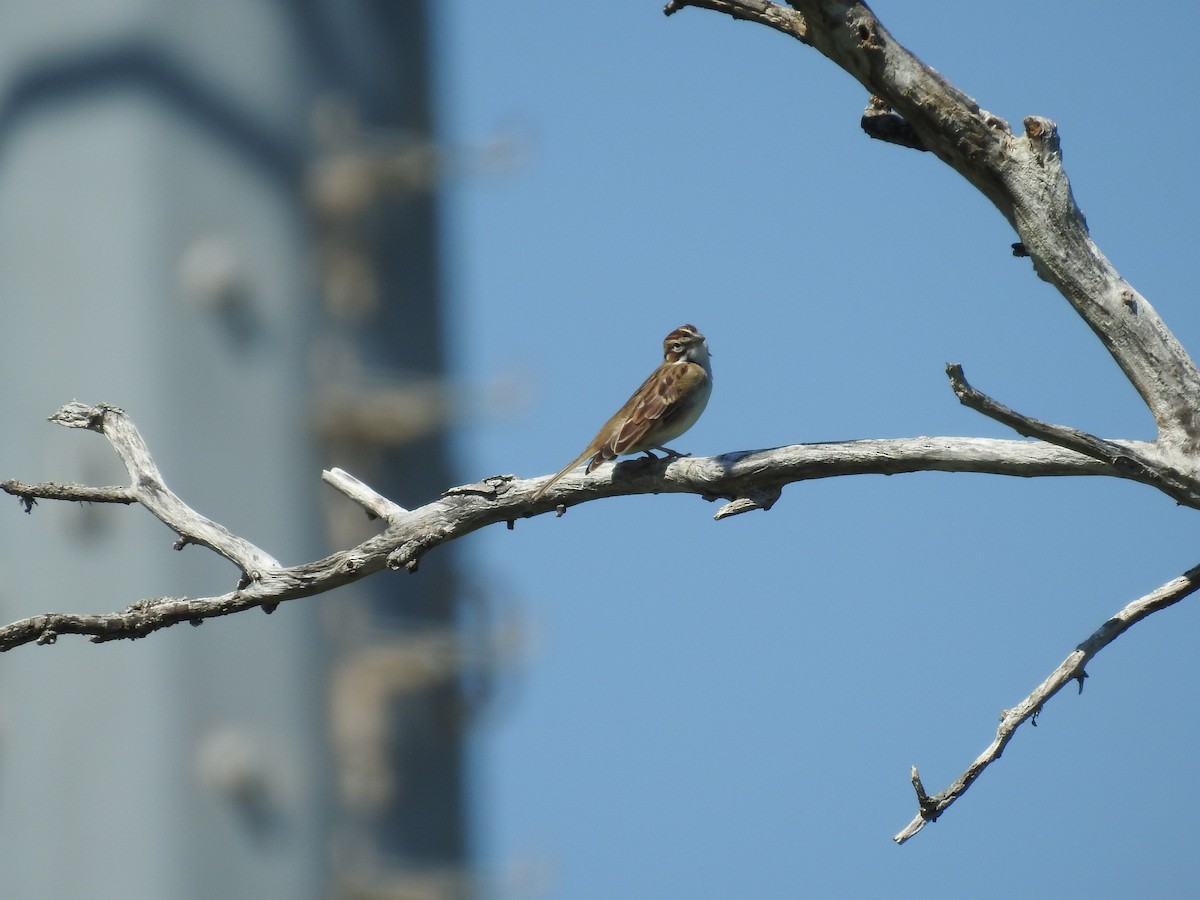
(1, 401, 1142, 652)
(894, 560, 1200, 843)
(664, 0, 809, 38)
(322, 466, 408, 522)
(1, 480, 134, 510)
(662, 0, 1200, 842)
(39, 402, 282, 578)
(947, 365, 1200, 508)
(665, 0, 1200, 455)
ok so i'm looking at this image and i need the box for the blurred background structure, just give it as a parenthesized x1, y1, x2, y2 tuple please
(0, 2, 473, 897)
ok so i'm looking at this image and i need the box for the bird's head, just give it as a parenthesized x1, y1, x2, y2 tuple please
(663, 324, 710, 368)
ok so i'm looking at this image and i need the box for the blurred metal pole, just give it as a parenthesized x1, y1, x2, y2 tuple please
(306, 4, 473, 896)
(0, 2, 468, 897)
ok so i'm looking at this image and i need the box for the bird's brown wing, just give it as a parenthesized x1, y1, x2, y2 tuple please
(590, 361, 707, 467)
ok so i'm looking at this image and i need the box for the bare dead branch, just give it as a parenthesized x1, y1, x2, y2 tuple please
(47, 401, 281, 579)
(667, 0, 1200, 454)
(1, 401, 1140, 652)
(894, 560, 1200, 843)
(2, 480, 134, 510)
(322, 466, 408, 522)
(946, 364, 1200, 508)
(522, 435, 1129, 506)
(662, 0, 1200, 840)
(663, 0, 810, 42)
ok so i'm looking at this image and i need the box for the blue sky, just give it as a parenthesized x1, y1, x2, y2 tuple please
(435, 2, 1200, 897)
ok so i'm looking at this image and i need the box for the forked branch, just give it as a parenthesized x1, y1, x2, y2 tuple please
(946, 365, 1200, 508)
(661, 0, 1200, 841)
(665, 0, 1200, 455)
(30, 402, 283, 579)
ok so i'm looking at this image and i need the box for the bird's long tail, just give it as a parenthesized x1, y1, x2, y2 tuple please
(532, 448, 596, 500)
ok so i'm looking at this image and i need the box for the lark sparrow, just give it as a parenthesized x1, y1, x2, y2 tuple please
(532, 324, 712, 499)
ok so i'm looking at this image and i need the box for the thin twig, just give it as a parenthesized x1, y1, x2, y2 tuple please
(322, 466, 408, 523)
(2, 480, 134, 510)
(946, 364, 1200, 507)
(894, 561, 1200, 843)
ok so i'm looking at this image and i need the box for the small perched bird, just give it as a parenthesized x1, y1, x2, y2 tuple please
(533, 324, 713, 499)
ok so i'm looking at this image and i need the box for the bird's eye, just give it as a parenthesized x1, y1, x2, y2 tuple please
(671, 342, 683, 352)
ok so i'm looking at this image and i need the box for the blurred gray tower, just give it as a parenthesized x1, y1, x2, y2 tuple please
(0, 2, 468, 898)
